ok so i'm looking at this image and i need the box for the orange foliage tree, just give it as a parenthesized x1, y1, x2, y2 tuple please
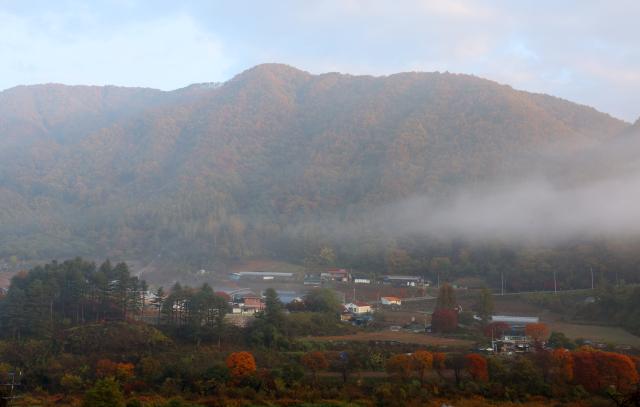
(411, 350, 433, 384)
(226, 351, 257, 379)
(550, 348, 574, 383)
(573, 347, 639, 392)
(573, 347, 600, 392)
(301, 351, 329, 382)
(465, 354, 488, 382)
(597, 351, 639, 392)
(386, 354, 412, 379)
(525, 323, 550, 344)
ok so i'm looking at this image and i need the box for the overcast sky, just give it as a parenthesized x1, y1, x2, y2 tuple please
(1, 0, 638, 122)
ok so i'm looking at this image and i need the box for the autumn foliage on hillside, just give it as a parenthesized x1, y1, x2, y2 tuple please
(0, 63, 633, 280)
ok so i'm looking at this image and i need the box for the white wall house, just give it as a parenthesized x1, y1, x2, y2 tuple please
(345, 302, 372, 314)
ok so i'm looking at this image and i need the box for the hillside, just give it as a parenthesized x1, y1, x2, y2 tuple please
(0, 64, 633, 268)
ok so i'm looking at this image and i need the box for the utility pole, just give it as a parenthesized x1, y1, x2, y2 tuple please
(501, 272, 504, 296)
(553, 271, 557, 294)
(590, 267, 594, 290)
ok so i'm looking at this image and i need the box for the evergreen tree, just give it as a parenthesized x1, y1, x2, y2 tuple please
(151, 286, 165, 325)
(435, 283, 457, 310)
(475, 288, 494, 324)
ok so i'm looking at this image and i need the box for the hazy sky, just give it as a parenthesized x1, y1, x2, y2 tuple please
(1, 0, 639, 122)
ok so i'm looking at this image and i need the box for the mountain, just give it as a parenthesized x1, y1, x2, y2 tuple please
(0, 64, 632, 267)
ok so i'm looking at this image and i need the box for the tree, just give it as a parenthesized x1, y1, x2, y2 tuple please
(550, 348, 574, 384)
(82, 377, 125, 407)
(303, 288, 342, 314)
(525, 323, 550, 345)
(411, 350, 433, 385)
(317, 246, 336, 267)
(151, 286, 165, 325)
(447, 353, 467, 385)
(475, 288, 494, 324)
(434, 283, 457, 310)
(210, 292, 231, 349)
(112, 262, 132, 320)
(60, 373, 83, 395)
(573, 347, 601, 392)
(548, 331, 576, 349)
(226, 352, 257, 379)
(433, 352, 446, 378)
(386, 354, 412, 379)
(431, 308, 458, 333)
(571, 347, 639, 393)
(301, 351, 329, 382)
(96, 359, 135, 382)
(597, 351, 640, 393)
(465, 354, 488, 382)
(263, 288, 285, 329)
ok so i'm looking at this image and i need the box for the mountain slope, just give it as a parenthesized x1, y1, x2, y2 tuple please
(0, 64, 631, 263)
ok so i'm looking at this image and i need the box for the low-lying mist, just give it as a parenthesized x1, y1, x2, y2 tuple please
(385, 172, 640, 243)
(302, 129, 640, 246)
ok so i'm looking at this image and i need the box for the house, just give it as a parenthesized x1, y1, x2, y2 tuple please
(321, 268, 350, 282)
(380, 296, 402, 306)
(345, 301, 372, 314)
(231, 292, 266, 315)
(352, 274, 372, 284)
(382, 275, 423, 287)
(242, 296, 265, 313)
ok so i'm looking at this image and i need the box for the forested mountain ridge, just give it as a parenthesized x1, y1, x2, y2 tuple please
(0, 63, 633, 270)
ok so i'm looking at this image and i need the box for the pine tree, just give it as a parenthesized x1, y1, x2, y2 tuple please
(435, 283, 457, 310)
(151, 287, 165, 325)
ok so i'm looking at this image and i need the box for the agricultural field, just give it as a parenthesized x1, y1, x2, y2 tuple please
(547, 321, 640, 347)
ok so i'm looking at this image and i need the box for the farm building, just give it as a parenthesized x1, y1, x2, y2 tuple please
(230, 271, 294, 281)
(490, 315, 540, 353)
(321, 268, 350, 282)
(380, 296, 402, 306)
(382, 275, 423, 287)
(352, 274, 371, 284)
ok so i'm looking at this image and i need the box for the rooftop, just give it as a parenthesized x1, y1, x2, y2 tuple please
(231, 271, 294, 277)
(491, 315, 540, 324)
